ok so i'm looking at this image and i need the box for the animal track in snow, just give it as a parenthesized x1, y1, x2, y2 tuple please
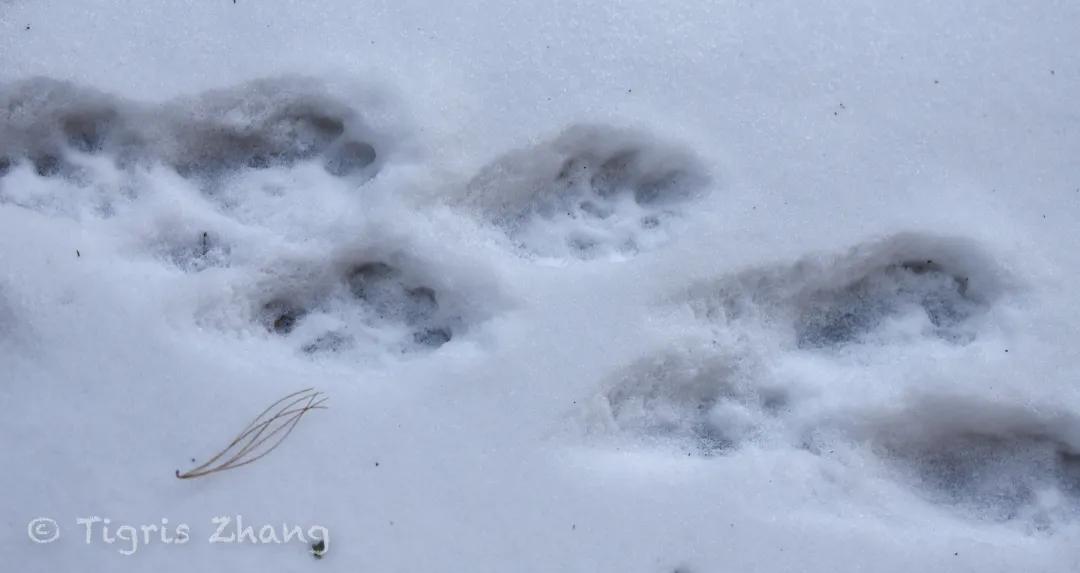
(0, 77, 385, 191)
(584, 235, 1012, 466)
(794, 259, 982, 348)
(462, 124, 709, 260)
(344, 261, 453, 349)
(691, 234, 1005, 350)
(860, 396, 1080, 525)
(253, 255, 470, 357)
(585, 347, 788, 454)
(260, 297, 309, 336)
(0, 286, 15, 339)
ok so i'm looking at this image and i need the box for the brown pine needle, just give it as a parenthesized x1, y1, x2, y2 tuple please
(176, 388, 328, 479)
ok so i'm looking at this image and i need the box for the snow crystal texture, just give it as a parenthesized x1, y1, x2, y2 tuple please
(1, 1, 1080, 572)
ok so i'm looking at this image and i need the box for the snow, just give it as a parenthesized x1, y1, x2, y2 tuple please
(2, 1, 1080, 571)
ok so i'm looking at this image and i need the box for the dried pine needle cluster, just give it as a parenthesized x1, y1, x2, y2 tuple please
(176, 388, 328, 479)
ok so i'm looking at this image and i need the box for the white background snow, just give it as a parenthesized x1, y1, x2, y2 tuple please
(1, 1, 1080, 571)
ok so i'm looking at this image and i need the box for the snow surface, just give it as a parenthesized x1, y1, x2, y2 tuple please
(2, 1, 1080, 571)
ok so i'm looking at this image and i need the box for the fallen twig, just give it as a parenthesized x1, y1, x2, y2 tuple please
(176, 387, 328, 479)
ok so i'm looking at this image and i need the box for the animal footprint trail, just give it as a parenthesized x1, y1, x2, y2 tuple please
(578, 233, 1074, 528)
